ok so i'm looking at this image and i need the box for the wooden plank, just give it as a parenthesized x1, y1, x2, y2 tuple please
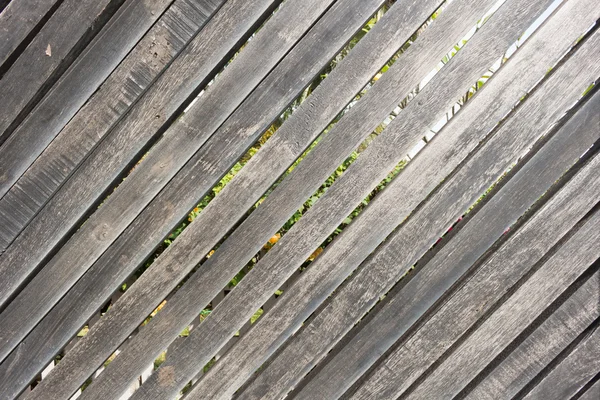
(0, 0, 125, 145)
(289, 90, 600, 398)
(232, 3, 600, 399)
(66, 1, 508, 399)
(0, 0, 220, 203)
(0, 0, 225, 254)
(522, 327, 600, 400)
(17, 0, 446, 396)
(579, 379, 600, 400)
(345, 162, 600, 400)
(0, 0, 60, 72)
(0, 0, 280, 310)
(400, 215, 600, 399)
(464, 301, 599, 399)
(7, 0, 386, 397)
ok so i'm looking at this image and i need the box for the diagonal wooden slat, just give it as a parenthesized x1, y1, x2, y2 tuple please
(0, 0, 125, 145)
(464, 298, 599, 399)
(0, 0, 223, 203)
(0, 1, 598, 399)
(578, 379, 600, 400)
(0, 0, 280, 311)
(0, 0, 225, 253)
(345, 158, 600, 399)
(24, 0, 445, 397)
(287, 27, 600, 400)
(0, 0, 282, 392)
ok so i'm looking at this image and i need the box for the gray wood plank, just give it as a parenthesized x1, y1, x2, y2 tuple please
(345, 159, 600, 400)
(0, 0, 279, 310)
(70, 1, 507, 398)
(579, 379, 600, 400)
(232, 3, 600, 398)
(0, 0, 60, 72)
(10, 0, 385, 398)
(399, 213, 600, 399)
(464, 295, 599, 399)
(522, 327, 600, 400)
(0, 0, 124, 145)
(0, 0, 225, 254)
(21, 0, 445, 397)
(293, 88, 600, 400)
(0, 0, 217, 203)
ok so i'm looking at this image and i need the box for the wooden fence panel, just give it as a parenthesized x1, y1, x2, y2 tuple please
(0, 0, 225, 253)
(0, 0, 597, 399)
(234, 2, 600, 398)
(0, 0, 280, 310)
(25, 0, 446, 398)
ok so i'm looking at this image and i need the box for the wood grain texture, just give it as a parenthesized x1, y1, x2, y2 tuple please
(236, 2, 600, 398)
(579, 379, 600, 400)
(22, 0, 444, 398)
(292, 33, 600, 400)
(0, 0, 194, 201)
(104, 1, 510, 398)
(61, 0, 399, 398)
(401, 211, 600, 399)
(0, 0, 225, 254)
(522, 326, 600, 400)
(464, 286, 599, 399)
(0, 0, 276, 392)
(16, 0, 383, 398)
(0, 0, 278, 312)
(345, 154, 600, 400)
(298, 84, 600, 400)
(194, 0, 565, 397)
(0, 0, 60, 71)
(0, 0, 124, 144)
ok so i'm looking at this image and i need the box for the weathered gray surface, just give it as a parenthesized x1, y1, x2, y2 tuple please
(0, 0, 124, 144)
(0, 0, 189, 200)
(237, 2, 600, 398)
(26, 0, 444, 398)
(579, 379, 600, 400)
(97, 1, 511, 398)
(522, 325, 600, 400)
(347, 153, 600, 399)
(0, 0, 225, 253)
(295, 76, 600, 399)
(464, 283, 599, 399)
(199, 0, 571, 397)
(0, 0, 279, 311)
(19, 0, 391, 398)
(0, 0, 60, 72)
(402, 210, 600, 399)
(0, 0, 598, 398)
